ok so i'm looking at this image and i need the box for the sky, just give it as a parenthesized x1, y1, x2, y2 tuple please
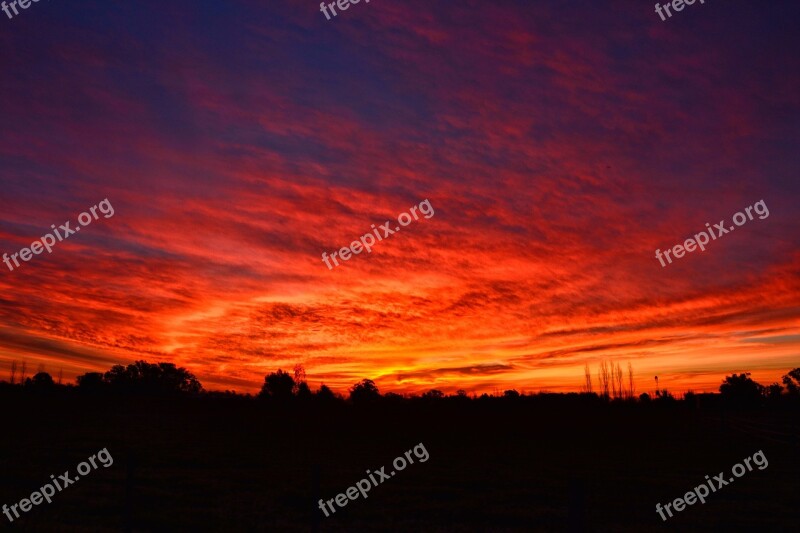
(0, 0, 798, 395)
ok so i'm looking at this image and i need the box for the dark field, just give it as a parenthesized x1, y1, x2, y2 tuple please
(1, 394, 798, 532)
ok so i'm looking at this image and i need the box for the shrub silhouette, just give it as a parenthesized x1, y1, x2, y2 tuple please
(654, 389, 674, 401)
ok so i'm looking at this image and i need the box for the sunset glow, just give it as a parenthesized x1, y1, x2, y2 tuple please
(1, 0, 798, 395)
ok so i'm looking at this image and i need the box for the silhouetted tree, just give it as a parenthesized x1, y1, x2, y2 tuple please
(765, 383, 783, 401)
(77, 372, 105, 392)
(582, 363, 593, 394)
(296, 381, 312, 399)
(503, 389, 520, 399)
(782, 368, 800, 396)
(384, 392, 404, 403)
(598, 361, 610, 399)
(293, 364, 306, 389)
(259, 369, 295, 401)
(27, 372, 55, 391)
(613, 362, 624, 400)
(349, 379, 380, 404)
(315, 383, 336, 402)
(449, 389, 470, 403)
(422, 389, 444, 400)
(627, 362, 635, 399)
(103, 361, 203, 395)
(719, 373, 763, 407)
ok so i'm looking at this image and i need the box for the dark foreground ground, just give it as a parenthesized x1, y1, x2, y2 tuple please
(1, 394, 798, 532)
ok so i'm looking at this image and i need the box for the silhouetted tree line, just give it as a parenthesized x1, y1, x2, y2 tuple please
(1, 361, 799, 410)
(1, 360, 202, 396)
